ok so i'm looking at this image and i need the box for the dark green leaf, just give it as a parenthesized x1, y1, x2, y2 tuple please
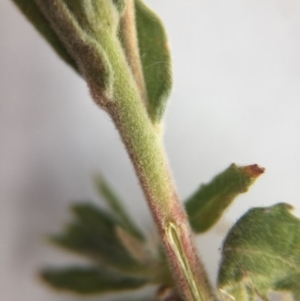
(50, 203, 143, 273)
(41, 265, 147, 294)
(94, 175, 144, 240)
(185, 164, 264, 233)
(218, 203, 300, 301)
(11, 0, 79, 73)
(134, 0, 172, 123)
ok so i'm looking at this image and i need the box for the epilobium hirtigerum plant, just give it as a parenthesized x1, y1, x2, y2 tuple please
(11, 1, 300, 301)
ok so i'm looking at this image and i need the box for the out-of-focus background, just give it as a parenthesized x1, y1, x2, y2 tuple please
(1, 1, 300, 300)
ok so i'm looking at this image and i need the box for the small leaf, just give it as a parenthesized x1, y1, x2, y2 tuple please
(218, 203, 300, 301)
(41, 265, 147, 294)
(94, 175, 144, 240)
(11, 0, 79, 73)
(134, 0, 172, 123)
(185, 164, 264, 233)
(50, 203, 143, 273)
(32, 0, 125, 106)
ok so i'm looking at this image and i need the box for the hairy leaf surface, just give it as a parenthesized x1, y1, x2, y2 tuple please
(13, 0, 129, 106)
(218, 203, 300, 301)
(185, 164, 264, 233)
(12, 0, 173, 118)
(135, 0, 172, 123)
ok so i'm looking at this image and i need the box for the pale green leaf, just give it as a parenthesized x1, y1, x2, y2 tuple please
(11, 0, 126, 82)
(185, 164, 264, 233)
(135, 0, 172, 123)
(34, 0, 118, 102)
(41, 265, 147, 294)
(11, 0, 79, 73)
(94, 175, 144, 240)
(218, 203, 300, 301)
(50, 203, 143, 273)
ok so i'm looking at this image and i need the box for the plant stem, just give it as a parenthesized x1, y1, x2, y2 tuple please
(100, 34, 215, 301)
(16, 0, 214, 299)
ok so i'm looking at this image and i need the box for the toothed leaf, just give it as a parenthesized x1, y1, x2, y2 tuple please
(185, 164, 264, 233)
(41, 266, 147, 294)
(218, 203, 300, 301)
(135, 0, 172, 123)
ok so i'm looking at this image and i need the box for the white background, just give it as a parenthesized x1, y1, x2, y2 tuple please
(1, 1, 300, 300)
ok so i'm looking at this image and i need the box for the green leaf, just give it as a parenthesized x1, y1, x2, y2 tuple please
(41, 265, 147, 294)
(185, 164, 264, 233)
(94, 175, 144, 240)
(11, 0, 79, 73)
(134, 0, 172, 123)
(28, 0, 127, 106)
(50, 203, 143, 273)
(218, 203, 300, 301)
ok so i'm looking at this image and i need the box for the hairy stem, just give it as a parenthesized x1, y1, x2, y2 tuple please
(101, 34, 215, 301)
(14, 0, 214, 299)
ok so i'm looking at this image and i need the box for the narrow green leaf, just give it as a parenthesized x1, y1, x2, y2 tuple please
(41, 266, 147, 294)
(11, 0, 79, 73)
(185, 164, 264, 233)
(94, 175, 144, 240)
(218, 203, 300, 301)
(50, 203, 143, 273)
(134, 0, 172, 123)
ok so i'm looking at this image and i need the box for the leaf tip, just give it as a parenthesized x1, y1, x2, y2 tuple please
(39, 268, 60, 291)
(242, 164, 265, 178)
